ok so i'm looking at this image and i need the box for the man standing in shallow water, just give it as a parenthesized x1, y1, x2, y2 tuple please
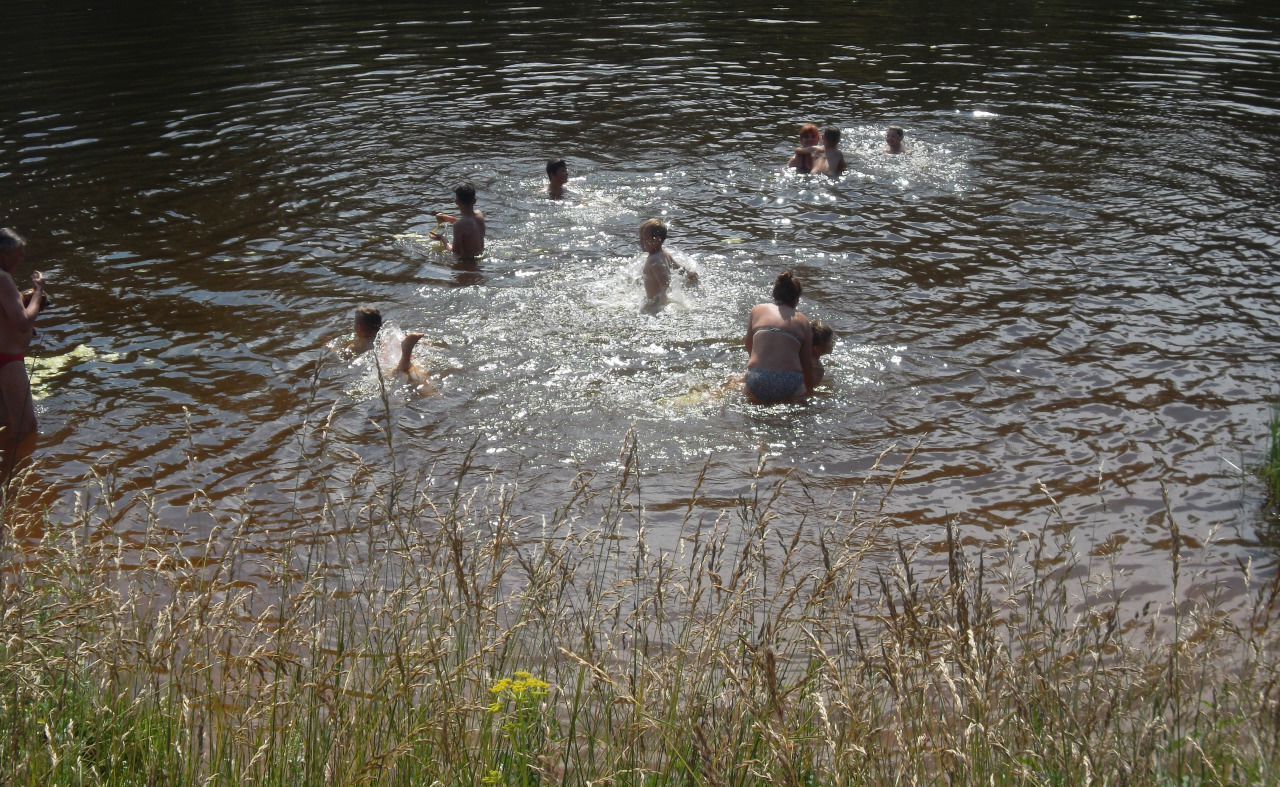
(0, 229, 47, 481)
(430, 181, 486, 260)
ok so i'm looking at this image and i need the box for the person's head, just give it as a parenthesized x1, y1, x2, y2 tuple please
(886, 126, 905, 149)
(453, 181, 477, 208)
(354, 306, 383, 340)
(812, 320, 835, 356)
(0, 228, 26, 272)
(639, 218, 668, 253)
(822, 127, 841, 148)
(546, 158, 568, 185)
(799, 123, 820, 147)
(772, 270, 802, 308)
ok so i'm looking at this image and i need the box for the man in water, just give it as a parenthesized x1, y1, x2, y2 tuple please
(546, 158, 569, 200)
(0, 229, 47, 481)
(430, 181, 486, 260)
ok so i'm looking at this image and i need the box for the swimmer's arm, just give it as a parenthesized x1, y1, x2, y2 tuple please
(435, 213, 458, 224)
(800, 326, 817, 394)
(664, 251, 699, 283)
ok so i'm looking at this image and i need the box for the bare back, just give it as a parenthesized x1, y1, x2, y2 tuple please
(746, 302, 814, 382)
(451, 211, 486, 259)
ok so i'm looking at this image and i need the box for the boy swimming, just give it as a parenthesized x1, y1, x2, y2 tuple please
(546, 158, 568, 200)
(344, 307, 432, 395)
(885, 125, 907, 155)
(347, 306, 383, 356)
(819, 128, 846, 176)
(640, 218, 698, 309)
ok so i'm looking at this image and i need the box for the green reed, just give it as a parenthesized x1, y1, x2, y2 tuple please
(1, 415, 1279, 785)
(1265, 404, 1280, 517)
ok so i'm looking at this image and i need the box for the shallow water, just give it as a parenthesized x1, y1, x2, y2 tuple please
(4, 0, 1279, 591)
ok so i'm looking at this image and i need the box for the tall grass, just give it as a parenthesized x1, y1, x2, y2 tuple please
(1264, 404, 1280, 518)
(1, 423, 1279, 784)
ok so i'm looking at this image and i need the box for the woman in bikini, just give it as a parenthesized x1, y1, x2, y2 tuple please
(744, 270, 816, 404)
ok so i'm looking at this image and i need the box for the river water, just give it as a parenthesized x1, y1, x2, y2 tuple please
(4, 0, 1279, 592)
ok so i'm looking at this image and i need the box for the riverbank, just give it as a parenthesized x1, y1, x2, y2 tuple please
(2, 437, 1278, 785)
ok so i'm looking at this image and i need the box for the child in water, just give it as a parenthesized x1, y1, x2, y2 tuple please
(811, 320, 835, 383)
(546, 158, 569, 200)
(640, 218, 698, 307)
(345, 306, 433, 395)
(787, 123, 822, 172)
(819, 128, 845, 176)
(885, 125, 907, 155)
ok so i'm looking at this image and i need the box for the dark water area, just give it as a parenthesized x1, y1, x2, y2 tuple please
(3, 0, 1279, 593)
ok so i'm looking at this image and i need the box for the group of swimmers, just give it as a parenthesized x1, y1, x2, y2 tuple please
(0, 121, 906, 479)
(357, 122, 906, 404)
(787, 123, 907, 175)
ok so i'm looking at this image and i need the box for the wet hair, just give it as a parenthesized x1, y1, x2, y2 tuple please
(822, 127, 841, 145)
(812, 320, 834, 349)
(453, 181, 477, 206)
(546, 158, 567, 177)
(887, 125, 905, 141)
(799, 123, 820, 139)
(772, 270, 802, 307)
(0, 228, 25, 251)
(640, 218, 668, 244)
(355, 306, 383, 336)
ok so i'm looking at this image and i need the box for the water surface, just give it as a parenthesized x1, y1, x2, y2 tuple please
(4, 0, 1279, 593)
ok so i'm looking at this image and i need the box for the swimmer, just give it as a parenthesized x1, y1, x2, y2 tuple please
(787, 123, 823, 172)
(819, 127, 845, 176)
(811, 320, 835, 383)
(0, 228, 47, 482)
(347, 306, 383, 355)
(885, 125, 907, 155)
(744, 271, 816, 405)
(430, 181, 486, 260)
(546, 158, 569, 200)
(640, 218, 698, 309)
(344, 307, 432, 394)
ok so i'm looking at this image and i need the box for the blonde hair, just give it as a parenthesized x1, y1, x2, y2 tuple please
(640, 218, 667, 243)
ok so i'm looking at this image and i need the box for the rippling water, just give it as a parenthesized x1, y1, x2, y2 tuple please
(4, 0, 1278, 590)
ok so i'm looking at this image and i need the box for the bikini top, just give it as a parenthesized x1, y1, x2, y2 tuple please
(753, 326, 803, 344)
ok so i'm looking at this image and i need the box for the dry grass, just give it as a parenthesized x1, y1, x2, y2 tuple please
(1, 411, 1279, 785)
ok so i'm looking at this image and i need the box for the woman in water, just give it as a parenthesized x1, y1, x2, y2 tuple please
(744, 271, 816, 404)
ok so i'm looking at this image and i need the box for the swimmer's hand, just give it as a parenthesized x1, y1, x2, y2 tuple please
(31, 271, 45, 290)
(22, 288, 49, 309)
(683, 268, 700, 285)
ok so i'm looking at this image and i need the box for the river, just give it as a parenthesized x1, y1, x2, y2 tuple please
(4, 0, 1279, 594)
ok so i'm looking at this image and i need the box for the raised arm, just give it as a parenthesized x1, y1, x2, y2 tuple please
(798, 318, 817, 393)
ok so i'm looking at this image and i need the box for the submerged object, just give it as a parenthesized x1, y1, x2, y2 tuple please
(28, 344, 120, 400)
